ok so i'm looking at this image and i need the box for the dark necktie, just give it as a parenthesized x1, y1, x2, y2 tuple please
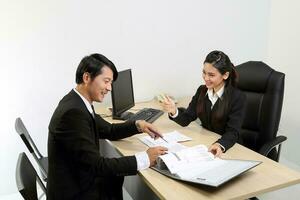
(91, 105, 95, 118)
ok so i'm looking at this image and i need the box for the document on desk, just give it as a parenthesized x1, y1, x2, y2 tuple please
(138, 130, 192, 152)
(153, 145, 262, 187)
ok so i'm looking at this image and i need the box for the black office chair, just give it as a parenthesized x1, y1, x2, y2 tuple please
(236, 61, 287, 162)
(15, 117, 48, 181)
(16, 152, 47, 200)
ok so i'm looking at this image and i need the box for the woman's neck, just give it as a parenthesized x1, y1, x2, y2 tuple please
(213, 82, 225, 94)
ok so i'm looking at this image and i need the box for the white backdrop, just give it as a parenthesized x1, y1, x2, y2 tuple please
(266, 0, 300, 167)
(0, 0, 271, 195)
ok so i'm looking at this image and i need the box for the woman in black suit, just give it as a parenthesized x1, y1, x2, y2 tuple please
(162, 50, 246, 157)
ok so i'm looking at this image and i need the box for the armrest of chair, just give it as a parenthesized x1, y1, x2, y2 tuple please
(258, 135, 287, 158)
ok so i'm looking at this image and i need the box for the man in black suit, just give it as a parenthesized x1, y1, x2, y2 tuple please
(47, 54, 167, 200)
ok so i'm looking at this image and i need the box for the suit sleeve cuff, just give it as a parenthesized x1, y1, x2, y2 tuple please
(135, 120, 143, 132)
(218, 143, 226, 152)
(169, 108, 179, 118)
(135, 151, 150, 171)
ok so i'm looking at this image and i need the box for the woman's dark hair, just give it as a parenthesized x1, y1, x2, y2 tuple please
(197, 50, 237, 127)
(75, 53, 118, 84)
(204, 50, 237, 87)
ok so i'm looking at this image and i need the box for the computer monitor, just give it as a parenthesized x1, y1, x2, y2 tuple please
(111, 69, 135, 120)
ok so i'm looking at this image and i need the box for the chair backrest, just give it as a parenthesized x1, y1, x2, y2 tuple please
(16, 152, 46, 200)
(15, 117, 47, 179)
(235, 61, 285, 160)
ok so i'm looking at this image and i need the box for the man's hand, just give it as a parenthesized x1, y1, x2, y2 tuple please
(146, 146, 168, 167)
(208, 143, 223, 157)
(136, 120, 163, 139)
(160, 95, 177, 116)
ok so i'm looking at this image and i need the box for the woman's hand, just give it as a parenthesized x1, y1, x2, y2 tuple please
(161, 95, 177, 116)
(208, 143, 223, 157)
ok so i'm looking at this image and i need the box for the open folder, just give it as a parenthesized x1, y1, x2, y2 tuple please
(151, 145, 261, 187)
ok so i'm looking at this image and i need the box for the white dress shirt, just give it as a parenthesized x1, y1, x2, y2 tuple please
(206, 86, 226, 152)
(207, 85, 224, 109)
(73, 88, 150, 171)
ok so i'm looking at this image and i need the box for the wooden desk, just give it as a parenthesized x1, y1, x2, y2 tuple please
(95, 98, 300, 200)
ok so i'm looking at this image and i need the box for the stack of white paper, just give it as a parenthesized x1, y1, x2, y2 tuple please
(138, 130, 191, 153)
(158, 145, 216, 175)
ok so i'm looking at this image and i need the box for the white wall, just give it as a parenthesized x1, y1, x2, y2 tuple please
(267, 0, 300, 165)
(0, 0, 270, 195)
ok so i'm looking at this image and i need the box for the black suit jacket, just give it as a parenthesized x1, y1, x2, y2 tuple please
(47, 90, 140, 200)
(171, 85, 246, 151)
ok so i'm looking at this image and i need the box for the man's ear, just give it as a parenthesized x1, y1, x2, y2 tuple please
(223, 72, 229, 80)
(82, 72, 91, 84)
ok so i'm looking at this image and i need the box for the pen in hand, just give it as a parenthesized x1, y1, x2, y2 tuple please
(150, 129, 168, 143)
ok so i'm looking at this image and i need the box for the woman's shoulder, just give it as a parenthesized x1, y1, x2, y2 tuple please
(193, 85, 207, 97)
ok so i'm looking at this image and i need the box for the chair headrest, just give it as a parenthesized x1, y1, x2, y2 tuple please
(236, 61, 274, 93)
